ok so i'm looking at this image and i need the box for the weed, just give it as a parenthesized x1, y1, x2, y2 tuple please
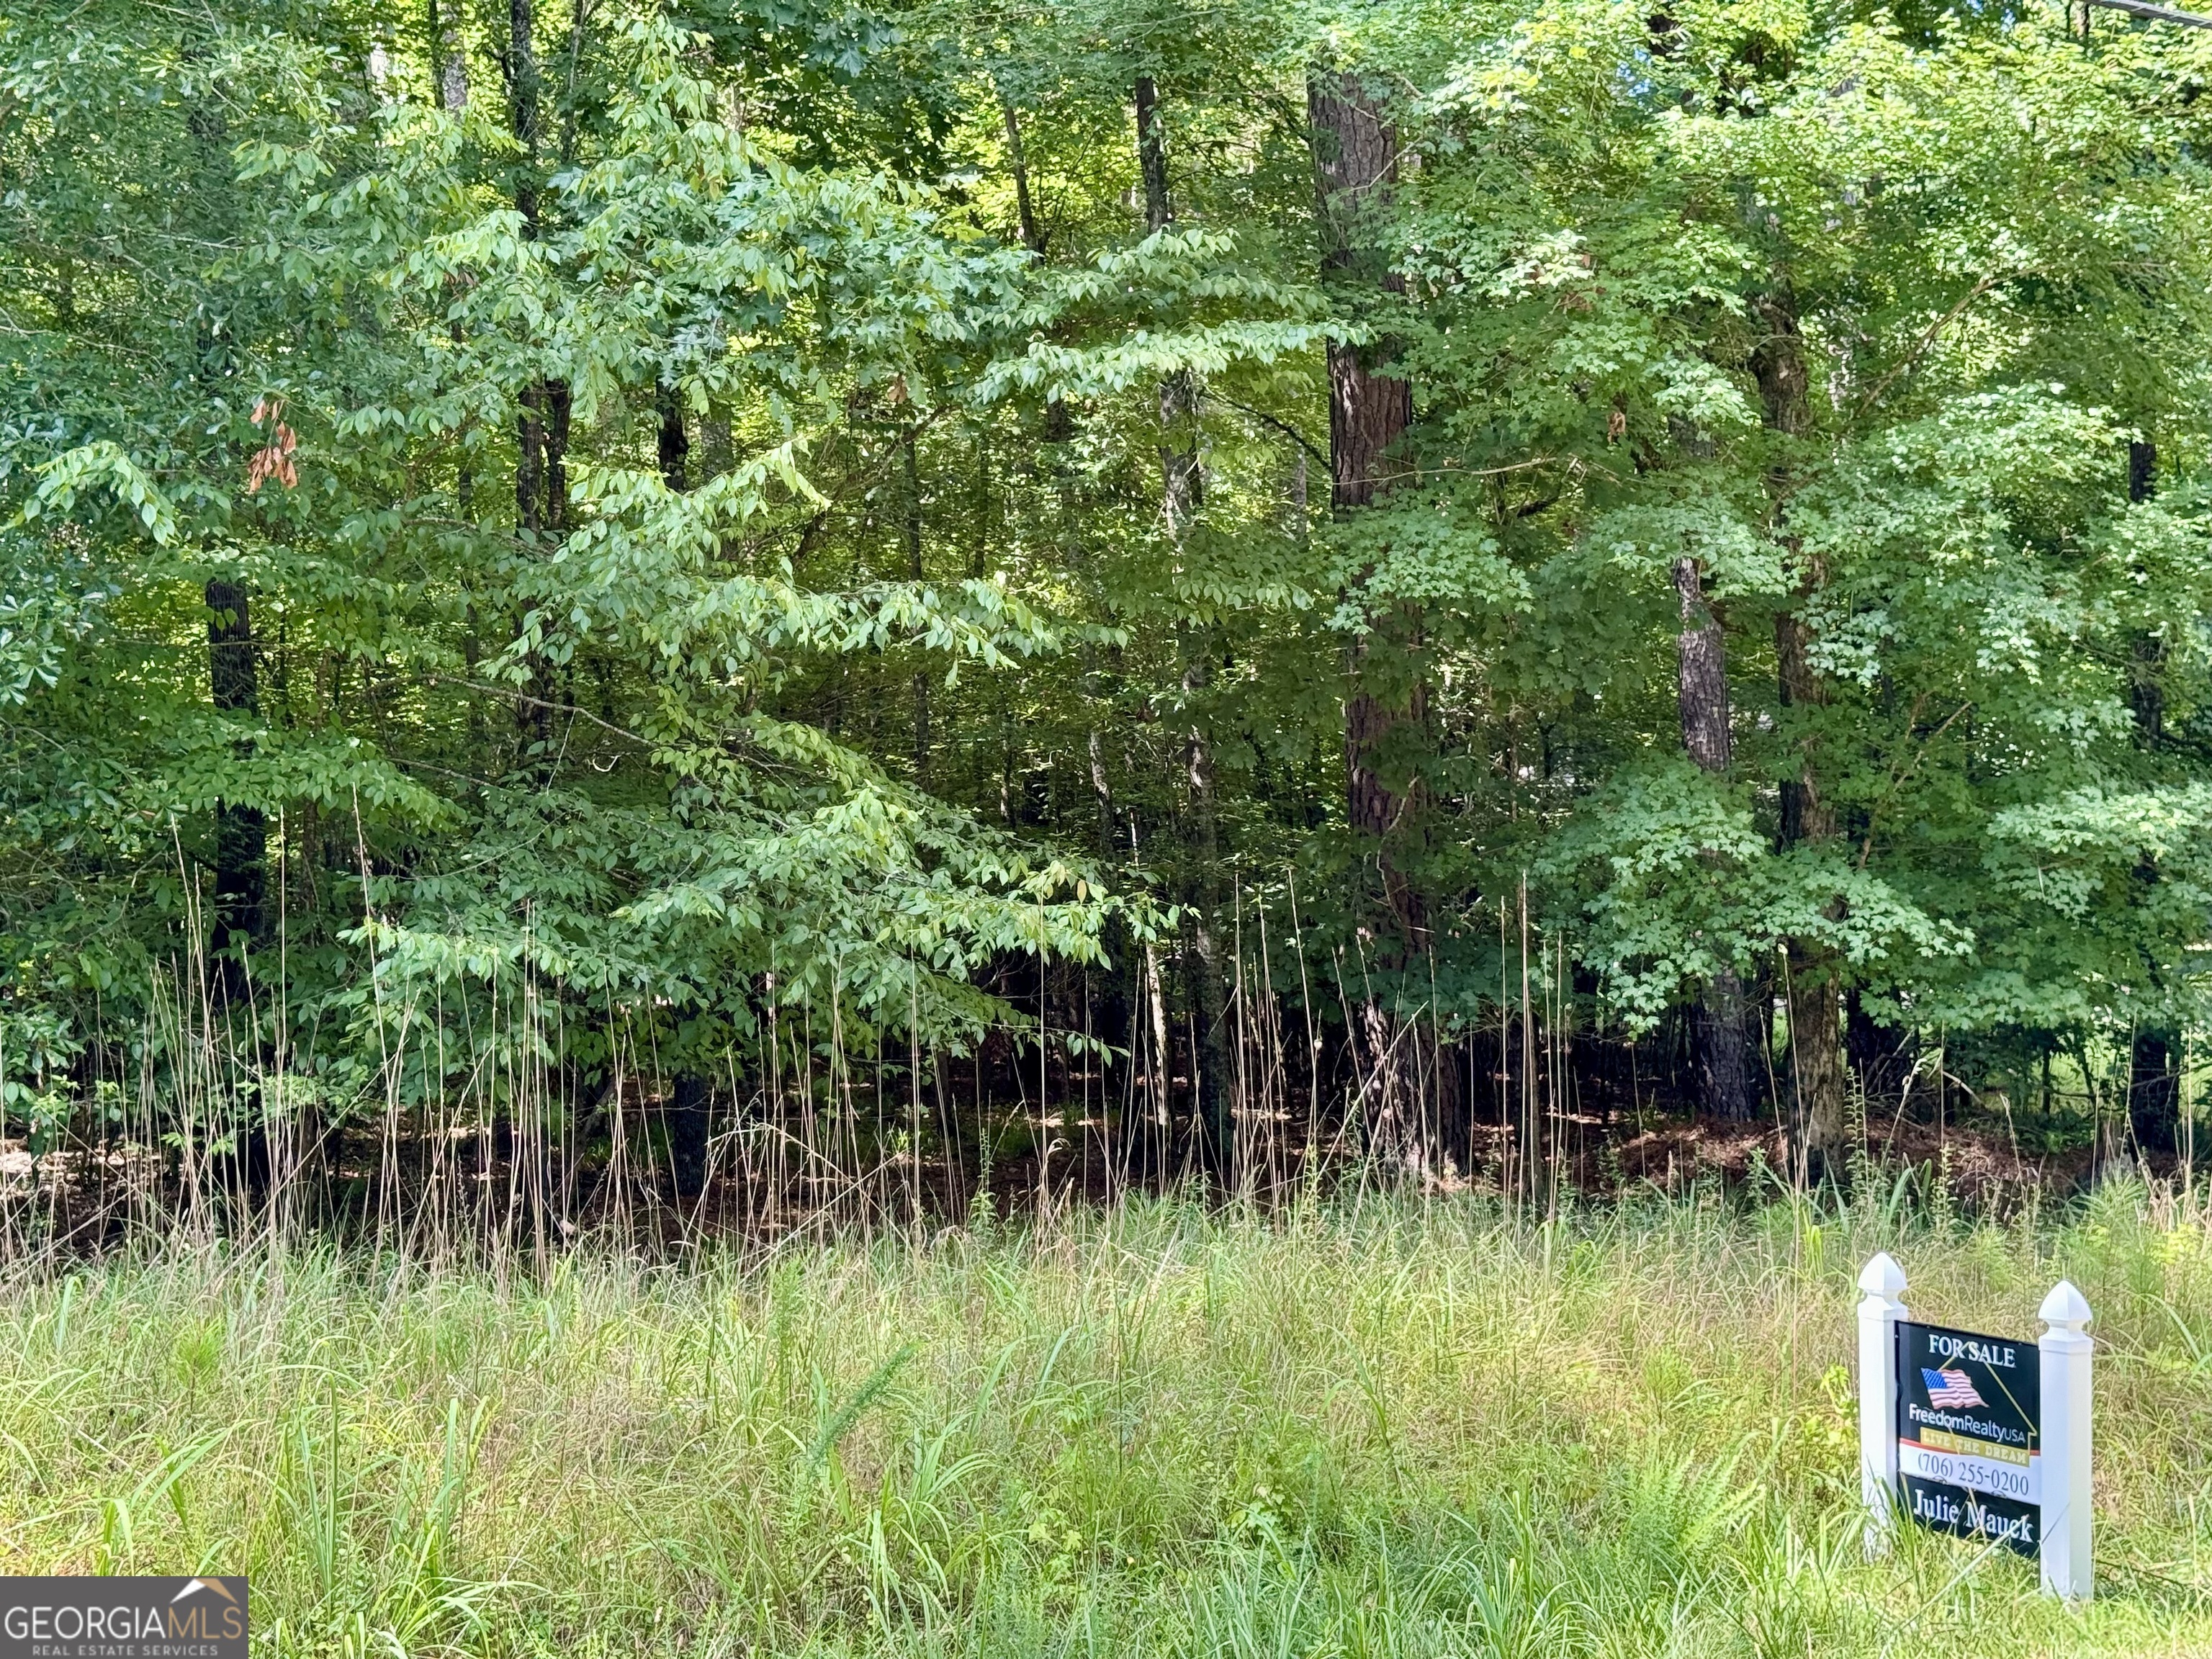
(0, 1190, 2206, 1655)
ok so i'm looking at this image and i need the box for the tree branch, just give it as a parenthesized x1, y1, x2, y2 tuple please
(1857, 699, 1972, 870)
(1854, 275, 2007, 416)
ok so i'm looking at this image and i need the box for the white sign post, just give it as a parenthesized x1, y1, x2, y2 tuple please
(1857, 1254, 2092, 1599)
(2038, 1280, 2094, 1602)
(1856, 1251, 1908, 1556)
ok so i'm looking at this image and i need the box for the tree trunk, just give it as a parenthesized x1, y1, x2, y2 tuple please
(509, 0, 541, 562)
(1753, 286, 1846, 1172)
(1138, 76, 1231, 1173)
(1135, 77, 1169, 230)
(1178, 634, 1232, 1174)
(182, 49, 272, 1204)
(1002, 95, 1102, 853)
(1845, 988, 1911, 1119)
(1673, 556, 1754, 1120)
(655, 391, 714, 1197)
(1138, 78, 1201, 537)
(1087, 727, 1114, 854)
(1311, 70, 1437, 1166)
(544, 382, 570, 533)
(508, 0, 557, 523)
(432, 0, 467, 112)
(516, 383, 544, 535)
(1310, 72, 1419, 930)
(667, 1072, 710, 1200)
(1774, 600, 1845, 1167)
(999, 89, 1043, 258)
(508, 0, 568, 770)
(656, 387, 688, 493)
(903, 436, 931, 791)
(506, 0, 539, 222)
(2123, 439, 2181, 1159)
(2128, 1032, 2180, 1159)
(207, 580, 264, 964)
(434, 0, 472, 534)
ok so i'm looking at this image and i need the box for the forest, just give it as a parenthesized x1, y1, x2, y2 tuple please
(12, 3, 2212, 1652)
(3, 0, 2210, 1241)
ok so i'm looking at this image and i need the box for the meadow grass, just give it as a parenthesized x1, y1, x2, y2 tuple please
(2, 1180, 2210, 1657)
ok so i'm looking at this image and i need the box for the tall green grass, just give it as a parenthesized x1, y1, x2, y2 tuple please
(2, 1182, 2208, 1656)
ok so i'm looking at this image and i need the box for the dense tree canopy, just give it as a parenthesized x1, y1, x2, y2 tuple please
(2, 0, 2207, 1205)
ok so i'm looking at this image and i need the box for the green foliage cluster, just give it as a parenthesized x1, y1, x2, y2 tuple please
(1, 0, 2206, 1145)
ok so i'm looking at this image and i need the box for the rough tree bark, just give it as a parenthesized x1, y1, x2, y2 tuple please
(1310, 73, 1419, 925)
(508, 0, 566, 540)
(656, 388, 688, 492)
(1672, 556, 1755, 1120)
(509, 0, 541, 558)
(999, 89, 1043, 259)
(434, 0, 471, 509)
(433, 0, 467, 112)
(655, 390, 711, 1197)
(186, 60, 263, 976)
(1310, 70, 1447, 1167)
(207, 580, 264, 966)
(1137, 75, 1232, 1173)
(1845, 989, 1911, 1118)
(505, 0, 569, 773)
(2124, 438, 2181, 1158)
(505, 0, 540, 228)
(2130, 1030, 2180, 1159)
(1751, 286, 1847, 1172)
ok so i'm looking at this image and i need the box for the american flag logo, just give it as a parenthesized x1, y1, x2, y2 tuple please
(1923, 1366, 1986, 1408)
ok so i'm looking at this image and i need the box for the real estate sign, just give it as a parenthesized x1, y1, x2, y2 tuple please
(1894, 1319, 2039, 1555)
(1856, 1254, 2094, 1599)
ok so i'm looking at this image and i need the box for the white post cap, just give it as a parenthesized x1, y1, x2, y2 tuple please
(2038, 1280, 2092, 1330)
(1858, 1252, 1907, 1297)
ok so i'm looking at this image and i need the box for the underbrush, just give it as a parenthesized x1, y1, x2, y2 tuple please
(1, 1182, 2209, 1656)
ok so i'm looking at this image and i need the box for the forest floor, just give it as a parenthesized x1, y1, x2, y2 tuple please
(0, 1107, 2105, 1246)
(0, 1185, 2207, 1656)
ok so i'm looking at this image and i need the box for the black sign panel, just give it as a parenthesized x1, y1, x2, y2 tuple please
(0, 1577, 247, 1659)
(1894, 1321, 2040, 1557)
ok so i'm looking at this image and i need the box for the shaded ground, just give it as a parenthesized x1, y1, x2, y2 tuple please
(0, 1096, 2145, 1254)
